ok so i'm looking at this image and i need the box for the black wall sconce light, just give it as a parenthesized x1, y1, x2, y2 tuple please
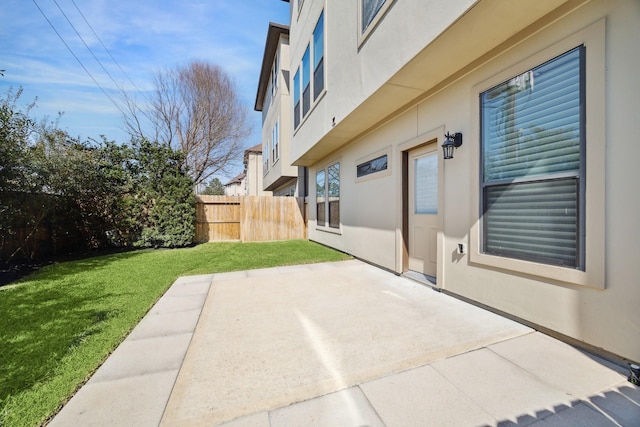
(442, 132, 463, 159)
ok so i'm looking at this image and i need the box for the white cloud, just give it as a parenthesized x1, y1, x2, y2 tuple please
(1, 0, 290, 158)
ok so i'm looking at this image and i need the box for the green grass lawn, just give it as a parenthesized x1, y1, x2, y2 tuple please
(0, 240, 351, 427)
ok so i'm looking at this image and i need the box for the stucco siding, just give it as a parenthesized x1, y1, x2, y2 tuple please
(305, 0, 640, 361)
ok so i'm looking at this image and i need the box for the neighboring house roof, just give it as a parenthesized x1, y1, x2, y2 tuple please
(246, 143, 263, 154)
(225, 172, 246, 186)
(254, 22, 289, 112)
(244, 143, 263, 165)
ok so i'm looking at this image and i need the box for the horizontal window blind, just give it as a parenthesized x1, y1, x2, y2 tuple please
(483, 48, 581, 183)
(484, 179, 578, 266)
(481, 47, 584, 268)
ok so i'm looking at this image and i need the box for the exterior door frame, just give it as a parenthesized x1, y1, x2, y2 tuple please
(396, 126, 445, 286)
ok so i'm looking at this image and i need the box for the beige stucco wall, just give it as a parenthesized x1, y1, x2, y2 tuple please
(245, 152, 271, 196)
(225, 181, 245, 197)
(306, 0, 640, 361)
(263, 35, 298, 192)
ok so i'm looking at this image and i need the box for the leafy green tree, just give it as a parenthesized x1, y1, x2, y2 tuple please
(200, 177, 225, 195)
(131, 139, 195, 248)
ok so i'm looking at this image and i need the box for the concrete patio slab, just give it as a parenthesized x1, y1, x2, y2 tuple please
(89, 333, 192, 383)
(48, 370, 178, 427)
(50, 274, 212, 427)
(161, 260, 532, 426)
(148, 292, 208, 314)
(431, 347, 577, 424)
(269, 387, 385, 427)
(360, 364, 495, 426)
(127, 308, 202, 340)
(51, 259, 639, 427)
(489, 331, 626, 399)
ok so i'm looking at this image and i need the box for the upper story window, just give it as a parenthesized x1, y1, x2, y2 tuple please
(293, 11, 325, 130)
(480, 47, 585, 269)
(359, 0, 395, 44)
(270, 50, 279, 102)
(263, 140, 270, 174)
(293, 69, 300, 129)
(273, 121, 279, 162)
(302, 45, 311, 116)
(313, 12, 324, 100)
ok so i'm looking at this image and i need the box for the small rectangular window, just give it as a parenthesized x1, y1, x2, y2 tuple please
(357, 154, 387, 177)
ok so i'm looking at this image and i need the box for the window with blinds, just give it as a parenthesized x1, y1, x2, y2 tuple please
(480, 46, 585, 269)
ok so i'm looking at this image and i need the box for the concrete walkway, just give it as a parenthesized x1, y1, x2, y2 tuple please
(51, 260, 639, 426)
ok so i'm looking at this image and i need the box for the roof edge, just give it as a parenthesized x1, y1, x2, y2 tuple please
(254, 23, 290, 112)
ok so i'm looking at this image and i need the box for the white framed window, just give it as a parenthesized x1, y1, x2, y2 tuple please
(263, 140, 269, 173)
(355, 146, 392, 183)
(270, 49, 279, 103)
(470, 19, 606, 289)
(273, 121, 279, 162)
(481, 47, 585, 269)
(316, 162, 340, 229)
(293, 11, 325, 130)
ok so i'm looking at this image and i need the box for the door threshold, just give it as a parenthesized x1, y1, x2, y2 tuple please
(402, 270, 439, 290)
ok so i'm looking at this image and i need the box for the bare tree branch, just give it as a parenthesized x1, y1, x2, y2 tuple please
(122, 61, 251, 185)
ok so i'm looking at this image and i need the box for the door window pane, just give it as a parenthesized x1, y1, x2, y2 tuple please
(414, 154, 437, 214)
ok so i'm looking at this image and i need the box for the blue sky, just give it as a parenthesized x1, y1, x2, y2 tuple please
(1, 0, 290, 180)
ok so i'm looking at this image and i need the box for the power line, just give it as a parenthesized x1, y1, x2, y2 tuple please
(31, 0, 127, 116)
(70, 0, 144, 94)
(52, 0, 126, 94)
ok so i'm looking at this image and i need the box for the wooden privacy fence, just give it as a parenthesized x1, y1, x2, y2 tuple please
(195, 195, 307, 242)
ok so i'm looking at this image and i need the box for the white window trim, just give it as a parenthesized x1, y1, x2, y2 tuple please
(273, 121, 280, 163)
(355, 146, 392, 183)
(357, 0, 396, 47)
(469, 19, 606, 289)
(315, 159, 342, 233)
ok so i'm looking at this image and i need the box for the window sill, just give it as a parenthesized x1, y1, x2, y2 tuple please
(315, 225, 342, 235)
(468, 249, 604, 290)
(293, 89, 327, 136)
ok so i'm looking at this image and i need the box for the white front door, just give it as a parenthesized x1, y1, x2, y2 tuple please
(408, 144, 438, 277)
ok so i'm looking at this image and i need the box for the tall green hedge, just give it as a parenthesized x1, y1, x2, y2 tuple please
(1, 88, 196, 265)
